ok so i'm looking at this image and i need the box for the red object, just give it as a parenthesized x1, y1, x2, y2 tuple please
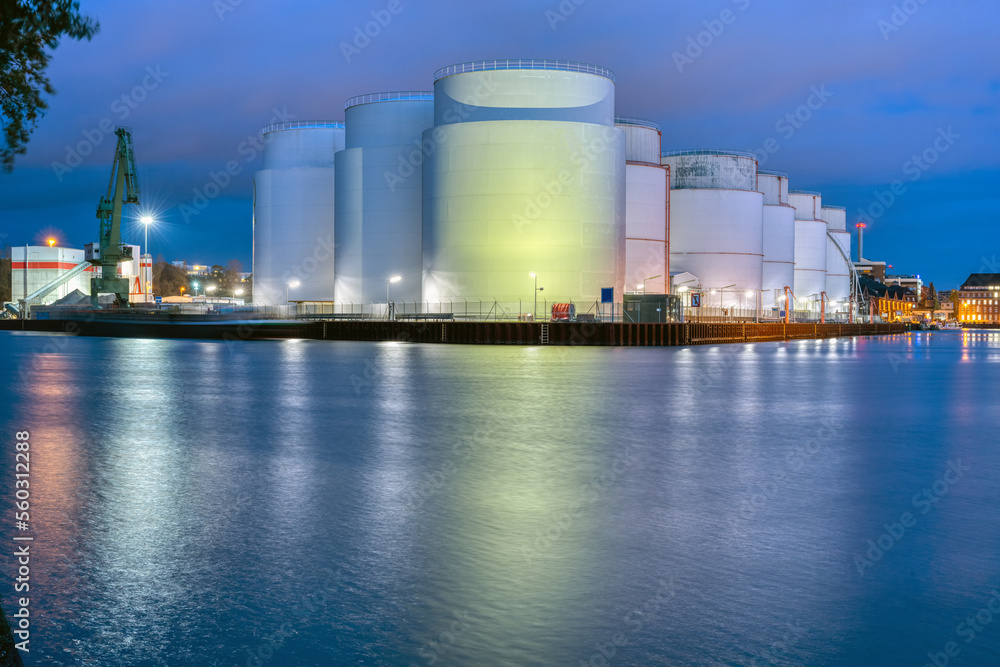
(856, 222, 867, 228)
(550, 303, 575, 322)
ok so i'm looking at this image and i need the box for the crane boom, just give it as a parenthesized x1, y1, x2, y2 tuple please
(88, 127, 140, 308)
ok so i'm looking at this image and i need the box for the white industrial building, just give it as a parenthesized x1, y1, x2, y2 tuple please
(10, 244, 152, 308)
(251, 58, 857, 318)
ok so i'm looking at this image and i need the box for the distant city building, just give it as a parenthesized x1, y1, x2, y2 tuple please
(884, 274, 923, 298)
(859, 275, 914, 322)
(854, 259, 887, 283)
(956, 273, 1000, 324)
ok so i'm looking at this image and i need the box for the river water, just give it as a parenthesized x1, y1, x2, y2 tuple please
(1, 330, 999, 666)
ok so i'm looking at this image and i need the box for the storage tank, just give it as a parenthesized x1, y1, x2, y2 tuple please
(661, 150, 763, 307)
(422, 60, 625, 312)
(758, 171, 795, 305)
(788, 190, 827, 306)
(335, 92, 434, 311)
(253, 121, 344, 305)
(617, 118, 667, 294)
(820, 205, 851, 305)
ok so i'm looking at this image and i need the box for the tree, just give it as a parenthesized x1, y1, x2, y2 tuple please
(152, 259, 189, 296)
(0, 245, 11, 302)
(1, 1, 99, 171)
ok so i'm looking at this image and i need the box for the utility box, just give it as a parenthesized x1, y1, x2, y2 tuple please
(623, 293, 682, 323)
(85, 243, 99, 262)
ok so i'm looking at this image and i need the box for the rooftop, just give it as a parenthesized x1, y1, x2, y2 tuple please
(344, 91, 434, 109)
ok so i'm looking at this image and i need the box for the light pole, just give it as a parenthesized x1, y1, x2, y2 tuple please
(529, 272, 544, 320)
(286, 280, 300, 315)
(192, 281, 200, 298)
(141, 215, 153, 302)
(643, 274, 662, 294)
(386, 275, 401, 320)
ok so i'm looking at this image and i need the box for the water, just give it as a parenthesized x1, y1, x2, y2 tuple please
(1, 330, 999, 666)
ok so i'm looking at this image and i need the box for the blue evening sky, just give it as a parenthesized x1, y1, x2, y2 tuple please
(1, 0, 997, 288)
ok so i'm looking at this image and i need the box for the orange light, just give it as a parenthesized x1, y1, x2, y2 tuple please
(47, 238, 56, 247)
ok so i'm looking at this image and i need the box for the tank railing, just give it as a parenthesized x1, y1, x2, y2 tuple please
(261, 120, 345, 135)
(789, 189, 822, 196)
(661, 149, 758, 159)
(433, 59, 615, 82)
(344, 91, 434, 109)
(614, 116, 661, 131)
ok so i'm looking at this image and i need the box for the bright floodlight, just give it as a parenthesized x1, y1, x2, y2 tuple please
(192, 281, 199, 288)
(235, 289, 244, 296)
(206, 285, 217, 292)
(710, 289, 717, 295)
(140, 215, 153, 225)
(636, 284, 644, 290)
(389, 276, 402, 283)
(529, 272, 536, 278)
(288, 280, 300, 288)
(678, 286, 688, 292)
(745, 290, 754, 298)
(47, 238, 56, 247)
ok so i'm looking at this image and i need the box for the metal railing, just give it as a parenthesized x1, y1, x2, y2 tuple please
(260, 120, 345, 135)
(344, 91, 434, 109)
(614, 116, 661, 131)
(433, 59, 615, 82)
(661, 149, 758, 159)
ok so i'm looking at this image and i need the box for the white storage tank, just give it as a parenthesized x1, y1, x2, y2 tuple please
(335, 92, 434, 311)
(617, 118, 667, 294)
(422, 60, 625, 312)
(661, 150, 763, 307)
(788, 190, 827, 306)
(758, 171, 795, 305)
(253, 121, 345, 306)
(820, 205, 851, 305)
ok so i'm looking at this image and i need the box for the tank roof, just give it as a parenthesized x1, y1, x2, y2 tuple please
(821, 204, 846, 210)
(344, 91, 434, 109)
(434, 59, 615, 83)
(614, 116, 660, 131)
(758, 169, 788, 178)
(789, 189, 822, 196)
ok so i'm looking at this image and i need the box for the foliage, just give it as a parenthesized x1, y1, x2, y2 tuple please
(152, 259, 189, 296)
(0, 1, 99, 171)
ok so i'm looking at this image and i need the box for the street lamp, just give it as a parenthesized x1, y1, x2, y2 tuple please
(643, 274, 662, 294)
(529, 272, 544, 320)
(286, 280, 300, 312)
(386, 275, 401, 320)
(140, 215, 153, 302)
(47, 238, 56, 248)
(192, 281, 199, 298)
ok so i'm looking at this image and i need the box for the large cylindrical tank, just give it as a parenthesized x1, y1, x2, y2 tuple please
(615, 117, 661, 165)
(820, 205, 851, 303)
(758, 171, 795, 304)
(788, 190, 827, 303)
(335, 92, 434, 309)
(617, 118, 667, 294)
(662, 151, 763, 305)
(422, 60, 625, 310)
(253, 121, 345, 305)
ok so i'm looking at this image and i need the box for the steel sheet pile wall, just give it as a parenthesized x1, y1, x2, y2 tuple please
(662, 151, 763, 306)
(422, 60, 625, 312)
(335, 94, 434, 310)
(253, 122, 345, 305)
(617, 118, 667, 294)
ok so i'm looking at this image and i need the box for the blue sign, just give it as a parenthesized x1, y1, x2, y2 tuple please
(601, 287, 614, 304)
(691, 294, 701, 308)
(154, 296, 162, 303)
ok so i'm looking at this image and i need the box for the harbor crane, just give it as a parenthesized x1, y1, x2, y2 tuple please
(86, 127, 141, 308)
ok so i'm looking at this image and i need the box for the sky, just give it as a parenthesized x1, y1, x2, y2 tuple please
(1, 0, 998, 288)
